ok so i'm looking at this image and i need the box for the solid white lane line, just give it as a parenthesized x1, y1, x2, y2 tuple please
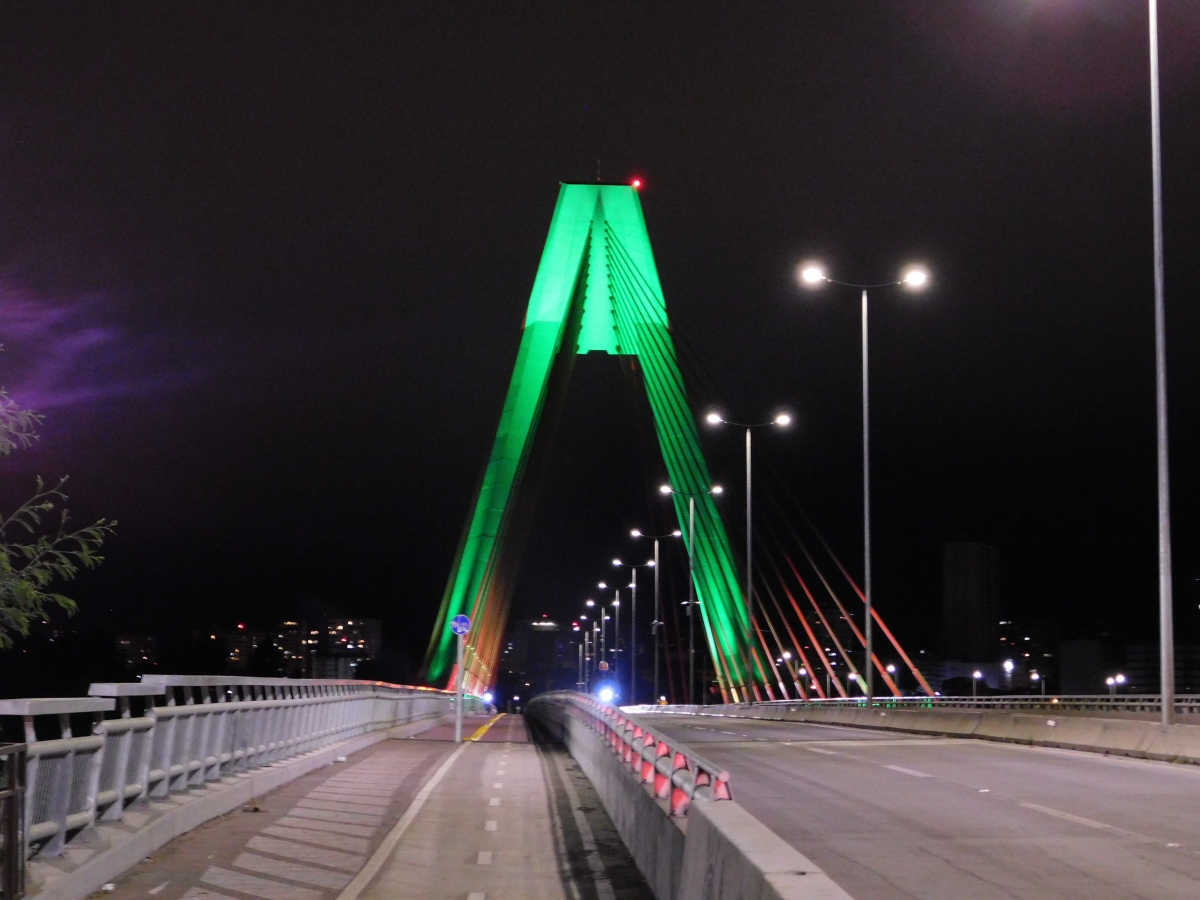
(885, 765, 932, 778)
(332, 742, 470, 900)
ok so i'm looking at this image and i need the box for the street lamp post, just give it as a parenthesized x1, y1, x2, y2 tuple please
(1147, 0, 1174, 728)
(614, 557, 656, 705)
(660, 482, 723, 704)
(705, 412, 791, 638)
(799, 263, 928, 699)
(972, 669, 983, 700)
(632, 529, 682, 703)
(612, 591, 621, 685)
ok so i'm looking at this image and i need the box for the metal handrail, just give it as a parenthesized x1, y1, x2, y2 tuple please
(0, 743, 25, 900)
(0, 676, 478, 860)
(529, 691, 731, 817)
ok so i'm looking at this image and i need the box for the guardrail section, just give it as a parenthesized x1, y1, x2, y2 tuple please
(535, 691, 731, 817)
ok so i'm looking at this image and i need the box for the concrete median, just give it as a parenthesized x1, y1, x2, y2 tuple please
(527, 697, 855, 900)
(671, 702, 1200, 763)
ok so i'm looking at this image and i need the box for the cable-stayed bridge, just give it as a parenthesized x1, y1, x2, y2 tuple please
(421, 182, 930, 704)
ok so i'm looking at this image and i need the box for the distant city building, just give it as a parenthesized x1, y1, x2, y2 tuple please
(941, 542, 999, 662)
(1123, 644, 1200, 694)
(1059, 639, 1104, 693)
(216, 624, 265, 671)
(116, 634, 157, 667)
(310, 618, 381, 679)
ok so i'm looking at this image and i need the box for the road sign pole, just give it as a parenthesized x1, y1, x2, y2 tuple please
(455, 631, 464, 743)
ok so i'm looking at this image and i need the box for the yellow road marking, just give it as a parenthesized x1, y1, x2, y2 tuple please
(469, 713, 504, 742)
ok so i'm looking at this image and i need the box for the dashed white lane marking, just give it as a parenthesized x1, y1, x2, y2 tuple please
(489, 798, 500, 806)
(885, 765, 932, 778)
(493, 782, 503, 788)
(202, 865, 323, 900)
(1019, 803, 1119, 832)
(476, 851, 493, 865)
(805, 747, 839, 755)
(148, 881, 169, 895)
(484, 820, 497, 831)
(468, 893, 486, 900)
(233, 853, 351, 890)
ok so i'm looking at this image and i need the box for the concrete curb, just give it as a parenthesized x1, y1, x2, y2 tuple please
(31, 714, 453, 900)
(678, 704, 1200, 764)
(528, 701, 854, 900)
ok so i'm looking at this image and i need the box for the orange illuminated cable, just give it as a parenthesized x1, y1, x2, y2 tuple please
(784, 554, 865, 686)
(757, 580, 813, 699)
(790, 543, 900, 697)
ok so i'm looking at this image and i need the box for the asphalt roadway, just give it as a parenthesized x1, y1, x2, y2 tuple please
(636, 712, 1200, 900)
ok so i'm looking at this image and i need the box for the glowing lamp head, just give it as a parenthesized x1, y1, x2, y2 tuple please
(1030, 672, 1040, 681)
(705, 412, 723, 425)
(612, 558, 622, 567)
(973, 670, 983, 680)
(782, 651, 792, 660)
(659, 484, 673, 495)
(886, 663, 896, 673)
(672, 530, 682, 537)
(482, 692, 494, 703)
(799, 264, 826, 286)
(711, 485, 724, 495)
(598, 582, 606, 589)
(586, 599, 595, 607)
(1003, 659, 1015, 674)
(1106, 677, 1115, 686)
(774, 413, 791, 426)
(631, 529, 642, 537)
(902, 267, 929, 289)
(598, 687, 615, 703)
(646, 560, 655, 567)
(1115, 673, 1126, 684)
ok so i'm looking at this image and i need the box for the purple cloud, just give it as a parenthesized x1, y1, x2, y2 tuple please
(0, 282, 201, 412)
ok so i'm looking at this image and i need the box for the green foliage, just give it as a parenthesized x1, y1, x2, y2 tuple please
(0, 386, 115, 649)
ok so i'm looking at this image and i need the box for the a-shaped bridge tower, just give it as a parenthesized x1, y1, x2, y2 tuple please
(423, 184, 762, 701)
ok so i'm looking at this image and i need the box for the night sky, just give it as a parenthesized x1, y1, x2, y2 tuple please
(1, 2, 1198, 689)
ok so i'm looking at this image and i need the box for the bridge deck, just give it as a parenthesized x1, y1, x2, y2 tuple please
(99, 715, 651, 900)
(637, 711, 1200, 899)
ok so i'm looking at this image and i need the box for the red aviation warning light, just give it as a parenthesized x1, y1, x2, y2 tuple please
(631, 178, 642, 189)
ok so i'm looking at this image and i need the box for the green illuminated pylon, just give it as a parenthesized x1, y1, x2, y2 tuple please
(423, 184, 759, 700)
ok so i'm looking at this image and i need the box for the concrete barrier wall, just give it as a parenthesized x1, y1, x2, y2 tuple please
(670, 702, 1200, 763)
(528, 699, 854, 900)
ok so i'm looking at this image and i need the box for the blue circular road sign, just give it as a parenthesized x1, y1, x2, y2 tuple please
(450, 614, 471, 635)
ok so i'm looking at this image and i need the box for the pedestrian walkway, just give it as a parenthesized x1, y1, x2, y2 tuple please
(97, 715, 652, 900)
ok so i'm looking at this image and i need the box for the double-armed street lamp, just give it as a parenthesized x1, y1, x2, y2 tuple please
(705, 411, 791, 637)
(799, 263, 929, 699)
(659, 482, 723, 704)
(631, 528, 682, 703)
(613, 556, 655, 706)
